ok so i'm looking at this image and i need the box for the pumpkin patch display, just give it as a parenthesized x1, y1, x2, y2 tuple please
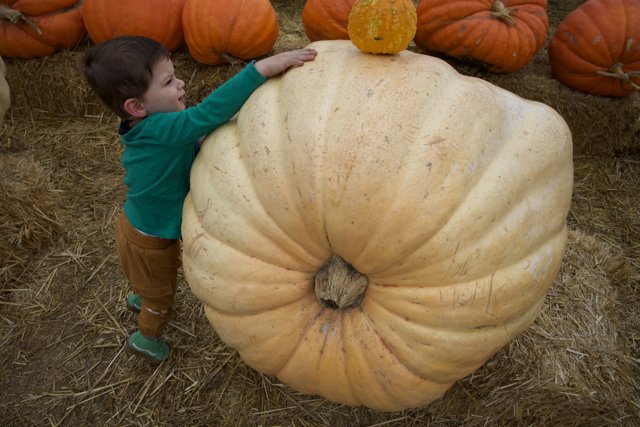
(182, 0, 279, 65)
(302, 0, 357, 42)
(83, 0, 185, 52)
(548, 0, 640, 97)
(347, 0, 417, 54)
(0, 56, 9, 122)
(0, 0, 85, 59)
(414, 0, 549, 73)
(182, 40, 573, 411)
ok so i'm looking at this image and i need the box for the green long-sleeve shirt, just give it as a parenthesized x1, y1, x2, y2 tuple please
(120, 62, 267, 239)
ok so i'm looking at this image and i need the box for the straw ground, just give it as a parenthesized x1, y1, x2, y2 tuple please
(1, 1, 638, 425)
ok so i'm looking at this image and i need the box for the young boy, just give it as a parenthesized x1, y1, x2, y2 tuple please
(83, 36, 317, 363)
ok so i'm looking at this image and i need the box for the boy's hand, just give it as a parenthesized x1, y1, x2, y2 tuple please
(254, 48, 318, 78)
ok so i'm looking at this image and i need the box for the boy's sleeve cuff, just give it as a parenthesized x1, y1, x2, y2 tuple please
(246, 60, 268, 85)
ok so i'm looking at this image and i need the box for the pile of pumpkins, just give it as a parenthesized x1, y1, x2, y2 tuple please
(0, 0, 278, 65)
(0, 0, 637, 96)
(305, 0, 639, 97)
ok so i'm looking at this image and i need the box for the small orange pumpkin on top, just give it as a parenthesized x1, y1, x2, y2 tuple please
(347, 0, 417, 54)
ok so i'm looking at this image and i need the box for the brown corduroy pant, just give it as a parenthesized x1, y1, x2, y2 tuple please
(115, 214, 180, 338)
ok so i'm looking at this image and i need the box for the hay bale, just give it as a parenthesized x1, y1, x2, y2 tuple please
(571, 156, 640, 264)
(3, 42, 107, 120)
(526, 228, 637, 421)
(0, 154, 62, 288)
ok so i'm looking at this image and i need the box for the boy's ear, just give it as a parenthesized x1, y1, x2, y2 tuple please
(123, 98, 147, 118)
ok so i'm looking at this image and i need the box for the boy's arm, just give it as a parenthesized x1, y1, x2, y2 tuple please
(254, 48, 317, 78)
(159, 48, 317, 143)
(165, 62, 266, 141)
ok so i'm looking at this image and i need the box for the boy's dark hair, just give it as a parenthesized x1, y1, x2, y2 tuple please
(83, 36, 170, 119)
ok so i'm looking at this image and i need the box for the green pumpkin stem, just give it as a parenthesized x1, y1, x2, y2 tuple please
(490, 0, 517, 26)
(221, 53, 247, 67)
(596, 63, 640, 91)
(0, 4, 42, 35)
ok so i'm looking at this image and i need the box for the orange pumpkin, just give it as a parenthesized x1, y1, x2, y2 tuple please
(548, 0, 640, 97)
(414, 0, 549, 73)
(182, 0, 279, 65)
(83, 0, 185, 52)
(0, 0, 85, 59)
(302, 0, 357, 42)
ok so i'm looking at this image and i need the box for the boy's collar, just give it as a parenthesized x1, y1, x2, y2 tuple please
(118, 117, 145, 135)
(118, 120, 131, 135)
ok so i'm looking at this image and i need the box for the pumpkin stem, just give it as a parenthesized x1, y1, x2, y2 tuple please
(0, 4, 42, 35)
(596, 63, 640, 91)
(314, 255, 369, 309)
(221, 53, 247, 67)
(490, 0, 517, 26)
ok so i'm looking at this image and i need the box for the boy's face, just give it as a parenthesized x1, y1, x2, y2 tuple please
(139, 58, 186, 115)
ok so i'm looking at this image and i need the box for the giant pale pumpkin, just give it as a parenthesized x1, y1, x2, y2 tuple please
(182, 40, 573, 411)
(302, 0, 357, 42)
(0, 0, 85, 59)
(83, 0, 185, 52)
(414, 0, 549, 73)
(182, 0, 278, 65)
(0, 56, 9, 122)
(548, 0, 640, 97)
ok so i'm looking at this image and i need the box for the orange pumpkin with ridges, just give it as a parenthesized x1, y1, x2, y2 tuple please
(83, 0, 185, 52)
(548, 0, 640, 97)
(414, 0, 548, 73)
(182, 0, 278, 65)
(0, 0, 85, 59)
(302, 0, 357, 41)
